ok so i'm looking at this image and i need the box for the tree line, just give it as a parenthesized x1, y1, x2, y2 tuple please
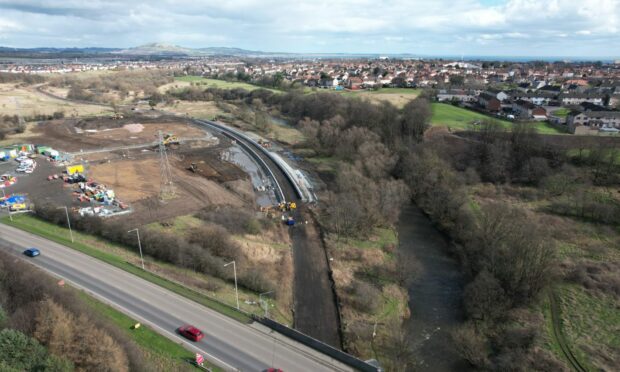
(0, 251, 147, 372)
(51, 70, 174, 105)
(156, 83, 619, 369)
(34, 202, 279, 296)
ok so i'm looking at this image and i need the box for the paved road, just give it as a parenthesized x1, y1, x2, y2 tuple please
(0, 224, 353, 372)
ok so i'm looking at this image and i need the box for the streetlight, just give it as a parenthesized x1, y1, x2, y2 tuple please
(224, 260, 239, 310)
(127, 228, 145, 270)
(259, 291, 273, 318)
(1, 189, 11, 222)
(58, 206, 73, 243)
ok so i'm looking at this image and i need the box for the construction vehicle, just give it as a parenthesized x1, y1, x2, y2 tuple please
(153, 133, 180, 151)
(9, 203, 27, 212)
(163, 133, 180, 147)
(277, 202, 297, 211)
(188, 162, 198, 173)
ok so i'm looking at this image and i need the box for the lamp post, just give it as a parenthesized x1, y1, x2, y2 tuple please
(127, 228, 145, 270)
(58, 206, 73, 242)
(224, 260, 239, 310)
(259, 291, 273, 318)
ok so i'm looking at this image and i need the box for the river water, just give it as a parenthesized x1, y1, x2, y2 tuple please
(398, 205, 469, 371)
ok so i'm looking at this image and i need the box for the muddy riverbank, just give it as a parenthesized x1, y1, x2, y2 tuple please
(398, 205, 469, 371)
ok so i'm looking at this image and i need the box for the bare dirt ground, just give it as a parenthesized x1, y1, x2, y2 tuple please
(7, 114, 252, 225)
(27, 116, 209, 152)
(290, 207, 343, 348)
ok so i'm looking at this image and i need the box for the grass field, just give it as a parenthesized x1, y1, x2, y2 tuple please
(567, 148, 620, 163)
(556, 285, 620, 371)
(267, 118, 305, 145)
(0, 83, 111, 117)
(431, 103, 568, 134)
(1, 214, 253, 323)
(552, 108, 571, 118)
(78, 292, 199, 371)
(529, 121, 568, 134)
(158, 100, 230, 120)
(174, 76, 280, 93)
(431, 103, 510, 130)
(336, 88, 421, 107)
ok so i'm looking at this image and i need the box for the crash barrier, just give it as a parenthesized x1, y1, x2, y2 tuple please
(126, 262, 376, 371)
(253, 316, 379, 372)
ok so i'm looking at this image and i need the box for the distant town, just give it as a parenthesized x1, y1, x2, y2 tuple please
(2, 47, 619, 135)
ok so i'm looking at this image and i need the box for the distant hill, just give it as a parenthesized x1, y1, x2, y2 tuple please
(0, 43, 271, 58)
(0, 46, 118, 54)
(197, 47, 272, 56)
(117, 43, 196, 55)
(117, 43, 272, 56)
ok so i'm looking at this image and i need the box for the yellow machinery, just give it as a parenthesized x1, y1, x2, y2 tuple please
(163, 133, 180, 146)
(66, 164, 84, 175)
(9, 203, 27, 212)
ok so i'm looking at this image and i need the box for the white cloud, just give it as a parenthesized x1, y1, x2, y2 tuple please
(0, 0, 618, 56)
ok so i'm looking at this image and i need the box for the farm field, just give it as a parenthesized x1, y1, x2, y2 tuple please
(174, 76, 280, 93)
(336, 87, 421, 107)
(0, 83, 111, 117)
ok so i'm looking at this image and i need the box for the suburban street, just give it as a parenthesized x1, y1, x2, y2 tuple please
(0, 223, 353, 372)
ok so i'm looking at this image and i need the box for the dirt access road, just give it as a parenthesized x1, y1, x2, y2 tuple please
(290, 207, 342, 348)
(193, 118, 343, 348)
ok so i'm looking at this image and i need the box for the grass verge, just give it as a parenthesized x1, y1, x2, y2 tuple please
(76, 291, 202, 371)
(1, 214, 252, 324)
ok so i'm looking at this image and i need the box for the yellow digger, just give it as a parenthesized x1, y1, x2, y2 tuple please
(163, 133, 180, 147)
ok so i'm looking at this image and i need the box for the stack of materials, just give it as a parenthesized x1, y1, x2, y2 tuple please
(0, 174, 17, 188)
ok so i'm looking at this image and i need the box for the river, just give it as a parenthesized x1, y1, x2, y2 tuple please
(398, 205, 469, 371)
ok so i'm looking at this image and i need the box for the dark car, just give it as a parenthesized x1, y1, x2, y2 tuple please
(23, 248, 40, 257)
(263, 369, 284, 372)
(178, 325, 204, 342)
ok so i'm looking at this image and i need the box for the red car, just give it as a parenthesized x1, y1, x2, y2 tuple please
(178, 325, 204, 342)
(264, 369, 283, 372)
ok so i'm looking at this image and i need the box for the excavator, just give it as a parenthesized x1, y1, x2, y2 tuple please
(162, 133, 180, 147)
(154, 133, 180, 151)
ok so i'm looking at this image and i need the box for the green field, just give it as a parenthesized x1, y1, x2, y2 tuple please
(431, 103, 567, 134)
(552, 108, 571, 118)
(529, 121, 568, 134)
(174, 76, 280, 93)
(1, 215, 252, 324)
(567, 148, 620, 163)
(431, 103, 509, 130)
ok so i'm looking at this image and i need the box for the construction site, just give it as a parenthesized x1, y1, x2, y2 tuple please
(0, 113, 281, 224)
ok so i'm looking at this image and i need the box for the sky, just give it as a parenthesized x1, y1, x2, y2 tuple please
(0, 0, 619, 58)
